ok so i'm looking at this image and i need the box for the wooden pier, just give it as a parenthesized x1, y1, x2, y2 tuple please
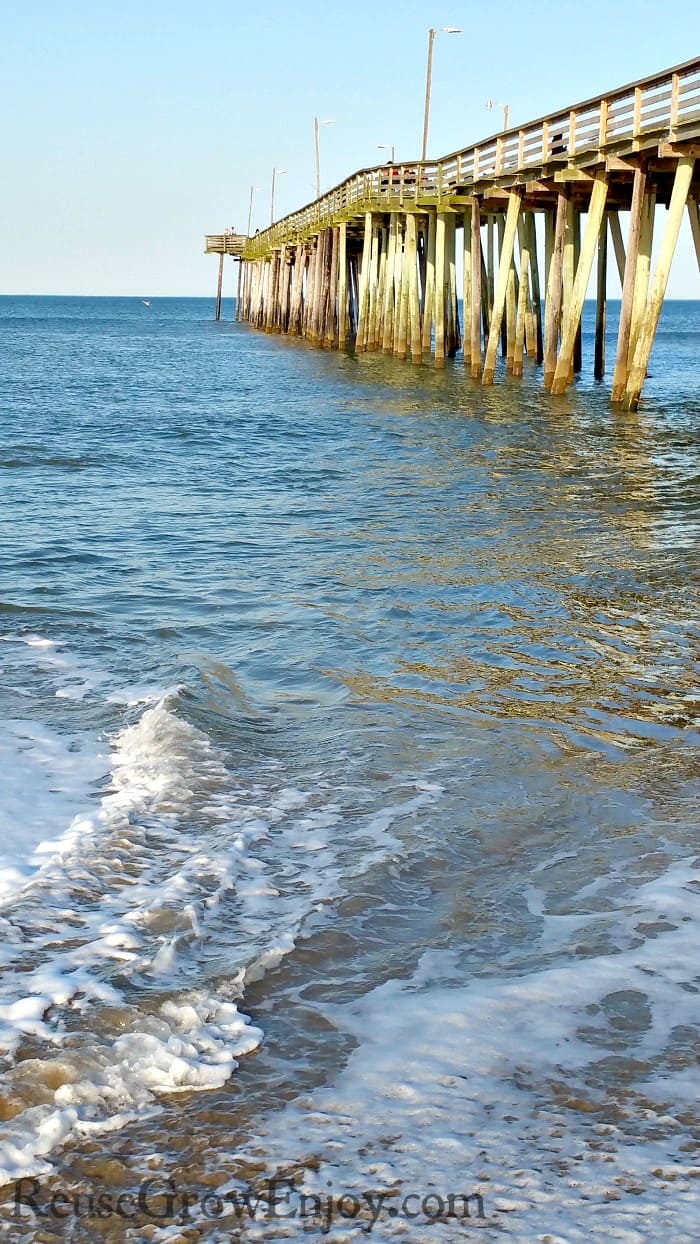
(206, 58, 700, 410)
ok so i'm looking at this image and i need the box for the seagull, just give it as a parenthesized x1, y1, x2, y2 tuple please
(141, 299, 152, 308)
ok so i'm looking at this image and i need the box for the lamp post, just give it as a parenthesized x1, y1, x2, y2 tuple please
(314, 117, 335, 198)
(246, 185, 261, 236)
(486, 99, 511, 131)
(377, 143, 396, 163)
(422, 26, 462, 161)
(270, 167, 286, 225)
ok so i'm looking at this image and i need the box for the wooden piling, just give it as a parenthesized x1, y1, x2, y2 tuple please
(338, 224, 348, 346)
(356, 213, 373, 351)
(446, 215, 459, 357)
(551, 175, 609, 394)
(470, 200, 483, 379)
(215, 252, 225, 321)
(397, 220, 410, 361)
(544, 193, 567, 388)
(406, 213, 422, 363)
(611, 166, 646, 401)
(628, 191, 656, 363)
(513, 220, 530, 378)
(594, 214, 608, 380)
(435, 212, 447, 366)
(421, 211, 436, 355)
(483, 192, 521, 385)
(688, 197, 700, 271)
(367, 224, 381, 351)
(623, 156, 695, 410)
(463, 208, 472, 366)
(525, 213, 543, 364)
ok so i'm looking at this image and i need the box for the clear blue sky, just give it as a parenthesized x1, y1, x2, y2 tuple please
(1, 0, 699, 295)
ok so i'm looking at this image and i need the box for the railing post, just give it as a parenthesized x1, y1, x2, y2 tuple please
(633, 86, 642, 146)
(598, 99, 609, 149)
(669, 72, 680, 140)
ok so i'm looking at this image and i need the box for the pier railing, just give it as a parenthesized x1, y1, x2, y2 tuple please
(244, 56, 700, 258)
(205, 234, 248, 256)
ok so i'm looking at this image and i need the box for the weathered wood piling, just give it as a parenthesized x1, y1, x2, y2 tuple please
(206, 57, 700, 410)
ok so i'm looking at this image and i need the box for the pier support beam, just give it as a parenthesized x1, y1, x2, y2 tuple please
(594, 214, 608, 380)
(463, 208, 472, 367)
(551, 175, 608, 394)
(406, 214, 422, 363)
(470, 199, 482, 379)
(435, 212, 447, 366)
(356, 213, 373, 351)
(421, 211, 436, 355)
(628, 191, 656, 363)
(483, 191, 521, 384)
(338, 224, 349, 346)
(688, 197, 700, 271)
(611, 166, 646, 402)
(623, 156, 695, 410)
(383, 214, 398, 353)
(544, 193, 567, 389)
(215, 252, 225, 321)
(513, 219, 530, 378)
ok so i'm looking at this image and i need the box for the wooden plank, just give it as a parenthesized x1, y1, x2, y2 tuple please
(551, 175, 609, 393)
(624, 156, 695, 409)
(482, 191, 522, 384)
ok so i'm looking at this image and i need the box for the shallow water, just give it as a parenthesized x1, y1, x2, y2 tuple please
(0, 296, 699, 1241)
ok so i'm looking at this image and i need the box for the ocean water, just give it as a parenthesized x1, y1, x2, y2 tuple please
(0, 294, 699, 1241)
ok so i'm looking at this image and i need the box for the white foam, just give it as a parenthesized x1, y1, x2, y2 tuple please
(0, 635, 448, 1188)
(0, 993, 262, 1185)
(238, 858, 700, 1243)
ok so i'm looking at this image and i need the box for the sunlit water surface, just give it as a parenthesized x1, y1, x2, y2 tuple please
(0, 296, 698, 1242)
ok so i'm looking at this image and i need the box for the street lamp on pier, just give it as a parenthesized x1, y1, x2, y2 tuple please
(486, 99, 511, 131)
(422, 26, 462, 161)
(270, 168, 286, 225)
(314, 117, 335, 199)
(247, 185, 261, 237)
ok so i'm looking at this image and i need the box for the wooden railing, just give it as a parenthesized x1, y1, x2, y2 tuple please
(243, 56, 700, 259)
(205, 234, 248, 255)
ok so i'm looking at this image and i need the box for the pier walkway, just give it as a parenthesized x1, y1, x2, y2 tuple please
(206, 57, 700, 409)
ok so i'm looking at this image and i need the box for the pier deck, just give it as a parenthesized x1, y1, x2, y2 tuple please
(207, 57, 700, 409)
